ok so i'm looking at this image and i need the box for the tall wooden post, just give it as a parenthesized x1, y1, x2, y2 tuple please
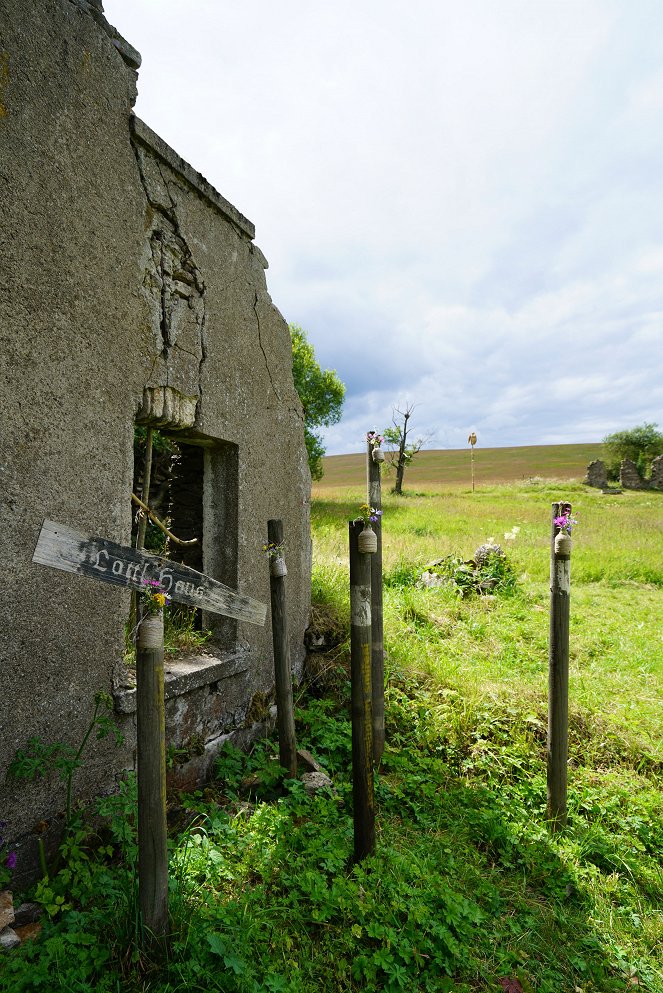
(547, 500, 571, 829)
(136, 608, 169, 949)
(267, 519, 297, 779)
(349, 520, 376, 861)
(367, 440, 385, 763)
(468, 432, 477, 493)
(130, 426, 154, 633)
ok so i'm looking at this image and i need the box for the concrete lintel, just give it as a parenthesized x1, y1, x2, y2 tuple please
(114, 649, 251, 714)
(131, 116, 256, 240)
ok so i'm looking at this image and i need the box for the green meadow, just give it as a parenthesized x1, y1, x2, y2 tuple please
(2, 456, 662, 993)
(318, 442, 603, 489)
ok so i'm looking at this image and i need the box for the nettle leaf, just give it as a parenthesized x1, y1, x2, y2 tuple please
(206, 933, 227, 957)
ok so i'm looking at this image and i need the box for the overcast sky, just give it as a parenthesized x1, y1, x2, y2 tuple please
(105, 0, 663, 455)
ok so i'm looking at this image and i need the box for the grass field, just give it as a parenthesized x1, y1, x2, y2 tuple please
(2, 465, 661, 993)
(304, 475, 663, 991)
(317, 442, 604, 489)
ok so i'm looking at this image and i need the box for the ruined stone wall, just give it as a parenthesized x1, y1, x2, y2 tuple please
(585, 457, 663, 491)
(585, 460, 609, 489)
(0, 0, 310, 876)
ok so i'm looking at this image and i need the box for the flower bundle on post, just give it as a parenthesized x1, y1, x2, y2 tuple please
(367, 431, 385, 463)
(554, 508, 578, 555)
(139, 579, 171, 614)
(263, 540, 287, 578)
(553, 512, 578, 535)
(355, 504, 383, 554)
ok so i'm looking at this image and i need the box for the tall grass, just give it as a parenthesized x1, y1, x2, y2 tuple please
(311, 480, 663, 750)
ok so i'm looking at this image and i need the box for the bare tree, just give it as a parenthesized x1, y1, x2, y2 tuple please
(383, 403, 431, 495)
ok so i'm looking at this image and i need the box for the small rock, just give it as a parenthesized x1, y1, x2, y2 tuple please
(0, 927, 20, 951)
(14, 922, 42, 944)
(419, 571, 445, 588)
(0, 891, 14, 930)
(301, 771, 334, 796)
(14, 903, 41, 927)
(296, 748, 323, 774)
(304, 630, 326, 650)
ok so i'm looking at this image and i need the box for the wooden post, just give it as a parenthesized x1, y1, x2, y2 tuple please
(130, 427, 154, 634)
(547, 500, 571, 829)
(468, 432, 477, 493)
(349, 520, 376, 861)
(267, 519, 297, 779)
(136, 608, 169, 950)
(366, 439, 384, 764)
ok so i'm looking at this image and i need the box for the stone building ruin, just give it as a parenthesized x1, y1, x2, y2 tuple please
(0, 0, 311, 879)
(585, 457, 663, 491)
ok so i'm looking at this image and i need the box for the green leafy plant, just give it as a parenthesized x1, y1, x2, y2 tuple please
(425, 544, 519, 597)
(8, 693, 123, 831)
(0, 820, 17, 888)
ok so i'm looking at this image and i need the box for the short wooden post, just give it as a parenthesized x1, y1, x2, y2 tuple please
(267, 519, 297, 779)
(136, 608, 169, 950)
(547, 500, 571, 829)
(349, 520, 376, 861)
(366, 438, 385, 764)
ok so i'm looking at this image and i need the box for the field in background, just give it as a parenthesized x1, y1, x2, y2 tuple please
(311, 478, 663, 747)
(317, 442, 603, 489)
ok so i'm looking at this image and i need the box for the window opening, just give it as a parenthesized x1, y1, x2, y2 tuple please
(129, 426, 239, 660)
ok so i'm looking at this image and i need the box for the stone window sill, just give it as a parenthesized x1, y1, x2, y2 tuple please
(113, 649, 250, 715)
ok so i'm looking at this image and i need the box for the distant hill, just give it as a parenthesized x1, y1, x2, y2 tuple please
(316, 443, 603, 489)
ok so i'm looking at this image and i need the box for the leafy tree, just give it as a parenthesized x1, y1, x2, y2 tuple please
(290, 324, 345, 480)
(602, 422, 663, 478)
(383, 403, 431, 495)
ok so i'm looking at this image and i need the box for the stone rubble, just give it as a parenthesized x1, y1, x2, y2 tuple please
(0, 891, 42, 952)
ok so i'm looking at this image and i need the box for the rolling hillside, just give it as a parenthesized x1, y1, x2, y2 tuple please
(316, 442, 603, 489)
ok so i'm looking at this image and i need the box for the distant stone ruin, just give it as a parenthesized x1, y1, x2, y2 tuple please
(620, 459, 647, 490)
(650, 455, 663, 490)
(586, 457, 663, 491)
(585, 460, 609, 489)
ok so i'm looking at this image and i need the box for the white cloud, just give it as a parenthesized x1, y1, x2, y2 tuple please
(104, 0, 663, 455)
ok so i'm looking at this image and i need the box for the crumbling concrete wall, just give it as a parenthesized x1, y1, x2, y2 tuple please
(0, 0, 310, 878)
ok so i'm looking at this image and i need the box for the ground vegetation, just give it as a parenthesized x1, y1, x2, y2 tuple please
(2, 479, 661, 992)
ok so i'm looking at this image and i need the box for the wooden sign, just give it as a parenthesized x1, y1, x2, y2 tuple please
(32, 519, 266, 626)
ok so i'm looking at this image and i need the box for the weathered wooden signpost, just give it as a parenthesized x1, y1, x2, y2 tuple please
(33, 519, 266, 948)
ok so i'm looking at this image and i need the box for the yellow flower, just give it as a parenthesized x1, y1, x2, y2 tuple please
(153, 593, 166, 607)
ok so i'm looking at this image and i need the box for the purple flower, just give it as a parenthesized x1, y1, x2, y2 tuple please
(554, 513, 578, 534)
(5, 851, 17, 870)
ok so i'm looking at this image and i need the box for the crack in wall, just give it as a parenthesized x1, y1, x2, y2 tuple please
(254, 290, 281, 401)
(132, 138, 207, 401)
